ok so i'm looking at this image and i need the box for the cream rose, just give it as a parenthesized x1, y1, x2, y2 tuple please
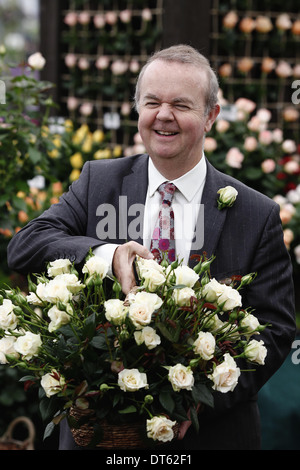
(41, 370, 66, 397)
(168, 363, 194, 392)
(0, 336, 19, 364)
(244, 339, 267, 365)
(28, 52, 46, 70)
(134, 326, 161, 350)
(172, 287, 195, 306)
(128, 292, 163, 329)
(14, 331, 42, 360)
(217, 185, 238, 206)
(0, 299, 18, 330)
(141, 268, 166, 292)
(47, 259, 72, 277)
(193, 331, 216, 360)
(240, 313, 261, 337)
(146, 416, 176, 442)
(208, 353, 240, 393)
(104, 299, 127, 325)
(118, 368, 148, 392)
(82, 256, 109, 278)
(202, 278, 226, 303)
(217, 285, 242, 311)
(173, 265, 199, 288)
(41, 280, 72, 304)
(48, 304, 72, 332)
(54, 273, 84, 294)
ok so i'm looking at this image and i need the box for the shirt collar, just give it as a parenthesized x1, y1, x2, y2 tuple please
(148, 155, 207, 202)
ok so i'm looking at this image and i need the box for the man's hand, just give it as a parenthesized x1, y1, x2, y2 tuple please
(112, 241, 154, 294)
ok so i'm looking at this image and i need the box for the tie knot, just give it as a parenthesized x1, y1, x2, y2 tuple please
(158, 182, 176, 205)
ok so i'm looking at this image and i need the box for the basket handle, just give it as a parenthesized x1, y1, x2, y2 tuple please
(3, 417, 35, 450)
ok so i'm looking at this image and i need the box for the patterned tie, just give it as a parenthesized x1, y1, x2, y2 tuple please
(150, 182, 176, 264)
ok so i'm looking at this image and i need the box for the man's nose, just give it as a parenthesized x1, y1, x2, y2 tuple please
(156, 103, 174, 120)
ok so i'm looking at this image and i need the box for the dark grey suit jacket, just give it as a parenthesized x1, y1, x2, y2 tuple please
(7, 154, 296, 449)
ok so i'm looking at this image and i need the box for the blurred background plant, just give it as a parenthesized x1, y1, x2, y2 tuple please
(206, 94, 300, 278)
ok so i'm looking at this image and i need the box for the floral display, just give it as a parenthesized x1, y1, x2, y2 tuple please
(0, 252, 268, 447)
(206, 95, 300, 271)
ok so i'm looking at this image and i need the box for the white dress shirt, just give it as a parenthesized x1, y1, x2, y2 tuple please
(93, 155, 207, 269)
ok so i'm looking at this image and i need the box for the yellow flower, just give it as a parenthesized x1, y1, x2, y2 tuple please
(82, 133, 93, 153)
(48, 148, 59, 159)
(41, 125, 49, 138)
(94, 148, 111, 160)
(72, 124, 89, 144)
(52, 135, 61, 148)
(92, 129, 104, 143)
(70, 152, 83, 169)
(70, 169, 81, 181)
(113, 145, 122, 158)
(64, 119, 73, 132)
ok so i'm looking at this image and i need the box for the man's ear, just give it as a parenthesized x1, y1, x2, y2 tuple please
(204, 104, 220, 133)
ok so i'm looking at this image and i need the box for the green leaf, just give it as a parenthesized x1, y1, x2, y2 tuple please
(191, 382, 214, 408)
(28, 146, 42, 164)
(90, 334, 108, 350)
(156, 322, 180, 343)
(159, 391, 175, 414)
(118, 405, 137, 414)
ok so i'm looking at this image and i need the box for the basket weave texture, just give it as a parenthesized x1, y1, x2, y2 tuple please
(0, 417, 35, 450)
(69, 407, 179, 449)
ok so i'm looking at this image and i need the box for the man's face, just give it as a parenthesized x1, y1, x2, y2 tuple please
(137, 59, 219, 177)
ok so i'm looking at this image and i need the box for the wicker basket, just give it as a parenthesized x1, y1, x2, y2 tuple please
(0, 417, 35, 450)
(69, 407, 179, 449)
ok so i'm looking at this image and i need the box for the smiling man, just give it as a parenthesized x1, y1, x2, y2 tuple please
(7, 45, 295, 450)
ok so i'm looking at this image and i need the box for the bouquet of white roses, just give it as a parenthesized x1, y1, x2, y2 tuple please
(0, 251, 268, 448)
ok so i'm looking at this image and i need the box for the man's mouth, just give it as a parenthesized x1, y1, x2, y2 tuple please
(155, 130, 178, 136)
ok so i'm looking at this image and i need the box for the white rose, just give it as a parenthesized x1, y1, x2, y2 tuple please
(118, 368, 148, 392)
(137, 257, 165, 276)
(28, 52, 46, 70)
(0, 336, 19, 364)
(142, 268, 166, 292)
(173, 266, 199, 288)
(217, 285, 242, 311)
(168, 364, 194, 392)
(128, 292, 163, 329)
(134, 326, 161, 350)
(26, 292, 43, 306)
(104, 299, 127, 325)
(193, 331, 216, 360)
(14, 331, 42, 360)
(48, 304, 72, 332)
(54, 273, 84, 294)
(42, 280, 72, 304)
(202, 278, 226, 303)
(0, 299, 18, 330)
(41, 370, 66, 397)
(240, 313, 261, 337)
(47, 259, 72, 277)
(244, 339, 267, 365)
(208, 353, 240, 393)
(82, 256, 109, 278)
(146, 416, 176, 442)
(172, 287, 195, 306)
(217, 186, 238, 207)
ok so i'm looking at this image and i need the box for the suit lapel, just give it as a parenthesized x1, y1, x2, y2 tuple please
(120, 154, 149, 245)
(189, 159, 228, 268)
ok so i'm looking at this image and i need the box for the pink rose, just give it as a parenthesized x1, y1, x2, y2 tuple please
(261, 159, 276, 173)
(226, 147, 244, 168)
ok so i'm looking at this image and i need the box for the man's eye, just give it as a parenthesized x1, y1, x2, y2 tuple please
(175, 104, 189, 110)
(145, 102, 159, 107)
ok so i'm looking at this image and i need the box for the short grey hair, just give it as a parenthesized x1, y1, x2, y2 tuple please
(134, 44, 219, 114)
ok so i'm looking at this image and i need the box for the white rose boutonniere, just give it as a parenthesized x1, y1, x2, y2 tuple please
(217, 186, 238, 210)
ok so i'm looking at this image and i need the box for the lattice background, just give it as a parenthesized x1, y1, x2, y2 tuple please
(209, 0, 300, 138)
(60, 0, 163, 151)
